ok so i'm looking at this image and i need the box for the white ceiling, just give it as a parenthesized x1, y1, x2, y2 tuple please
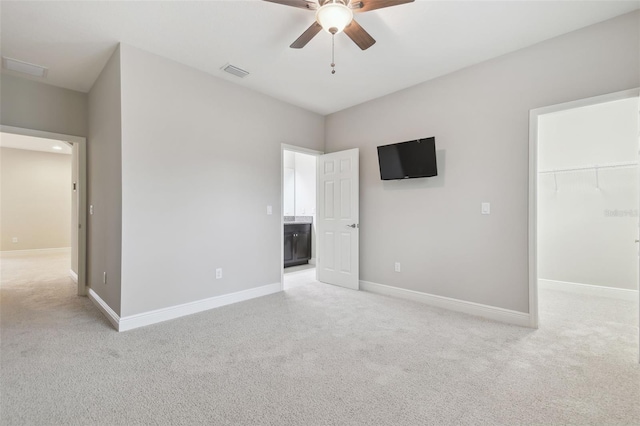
(1, 1, 638, 115)
(0, 133, 72, 155)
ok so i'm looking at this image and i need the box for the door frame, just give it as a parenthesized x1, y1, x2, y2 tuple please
(1, 125, 88, 296)
(528, 88, 640, 332)
(280, 144, 324, 289)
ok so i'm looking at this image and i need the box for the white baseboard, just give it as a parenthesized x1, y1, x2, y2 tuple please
(69, 270, 78, 283)
(0, 247, 71, 256)
(88, 283, 282, 332)
(360, 280, 531, 327)
(539, 279, 638, 302)
(88, 288, 120, 330)
(117, 282, 282, 332)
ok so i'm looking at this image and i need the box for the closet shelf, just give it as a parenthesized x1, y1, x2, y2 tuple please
(538, 161, 638, 191)
(538, 161, 637, 174)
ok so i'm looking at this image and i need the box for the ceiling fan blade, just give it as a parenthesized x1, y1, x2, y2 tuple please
(263, 0, 317, 10)
(344, 19, 376, 50)
(290, 22, 323, 48)
(350, 0, 414, 13)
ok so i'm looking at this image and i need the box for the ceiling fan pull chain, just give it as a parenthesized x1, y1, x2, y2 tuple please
(331, 33, 336, 74)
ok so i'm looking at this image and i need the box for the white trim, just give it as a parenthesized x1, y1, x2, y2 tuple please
(529, 106, 540, 328)
(118, 282, 282, 332)
(1, 125, 87, 297)
(0, 247, 71, 256)
(88, 288, 120, 330)
(539, 279, 638, 302)
(281, 143, 324, 157)
(69, 270, 78, 283)
(0, 125, 85, 144)
(309, 258, 316, 265)
(528, 88, 640, 330)
(360, 280, 530, 327)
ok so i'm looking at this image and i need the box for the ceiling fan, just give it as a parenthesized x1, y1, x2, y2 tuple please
(264, 0, 415, 51)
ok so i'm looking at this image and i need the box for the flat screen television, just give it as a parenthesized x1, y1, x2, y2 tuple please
(377, 137, 437, 180)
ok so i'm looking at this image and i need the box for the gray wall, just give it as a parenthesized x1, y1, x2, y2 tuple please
(88, 47, 123, 315)
(0, 72, 87, 274)
(325, 11, 640, 313)
(538, 97, 639, 290)
(118, 44, 324, 317)
(0, 74, 88, 137)
(0, 147, 72, 251)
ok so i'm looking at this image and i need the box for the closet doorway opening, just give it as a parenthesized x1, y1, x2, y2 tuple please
(281, 145, 322, 290)
(529, 89, 640, 362)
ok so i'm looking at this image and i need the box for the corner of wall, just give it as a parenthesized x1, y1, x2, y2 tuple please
(87, 44, 123, 317)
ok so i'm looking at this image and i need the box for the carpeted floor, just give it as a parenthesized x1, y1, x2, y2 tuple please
(1, 250, 639, 425)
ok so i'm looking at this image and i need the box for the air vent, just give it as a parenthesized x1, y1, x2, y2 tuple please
(221, 63, 249, 78)
(2, 57, 48, 78)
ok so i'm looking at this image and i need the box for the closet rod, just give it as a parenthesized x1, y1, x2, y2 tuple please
(538, 161, 638, 174)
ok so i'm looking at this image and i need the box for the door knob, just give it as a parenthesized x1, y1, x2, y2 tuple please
(346, 223, 359, 228)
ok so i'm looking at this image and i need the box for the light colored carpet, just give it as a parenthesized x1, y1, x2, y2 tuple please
(1, 251, 639, 425)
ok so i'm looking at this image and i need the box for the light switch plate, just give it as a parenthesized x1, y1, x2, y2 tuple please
(267, 205, 272, 215)
(482, 202, 491, 215)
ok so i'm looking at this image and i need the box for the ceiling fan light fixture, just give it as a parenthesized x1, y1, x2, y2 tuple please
(315, 0, 353, 34)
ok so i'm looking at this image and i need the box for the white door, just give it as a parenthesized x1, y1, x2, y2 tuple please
(317, 148, 359, 290)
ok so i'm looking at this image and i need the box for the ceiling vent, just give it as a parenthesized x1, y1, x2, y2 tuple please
(221, 63, 249, 78)
(2, 57, 48, 78)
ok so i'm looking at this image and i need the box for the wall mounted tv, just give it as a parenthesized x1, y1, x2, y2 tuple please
(377, 137, 438, 180)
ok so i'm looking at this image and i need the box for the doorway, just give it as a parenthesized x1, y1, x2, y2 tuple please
(281, 145, 321, 289)
(0, 125, 87, 296)
(280, 144, 361, 291)
(528, 89, 640, 361)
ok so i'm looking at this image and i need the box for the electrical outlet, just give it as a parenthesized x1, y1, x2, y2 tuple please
(11, 237, 18, 243)
(216, 268, 222, 279)
(394, 262, 401, 272)
(267, 205, 273, 215)
(90, 205, 94, 215)
(103, 272, 107, 285)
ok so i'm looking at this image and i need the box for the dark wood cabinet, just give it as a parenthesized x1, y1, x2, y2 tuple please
(284, 223, 312, 267)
